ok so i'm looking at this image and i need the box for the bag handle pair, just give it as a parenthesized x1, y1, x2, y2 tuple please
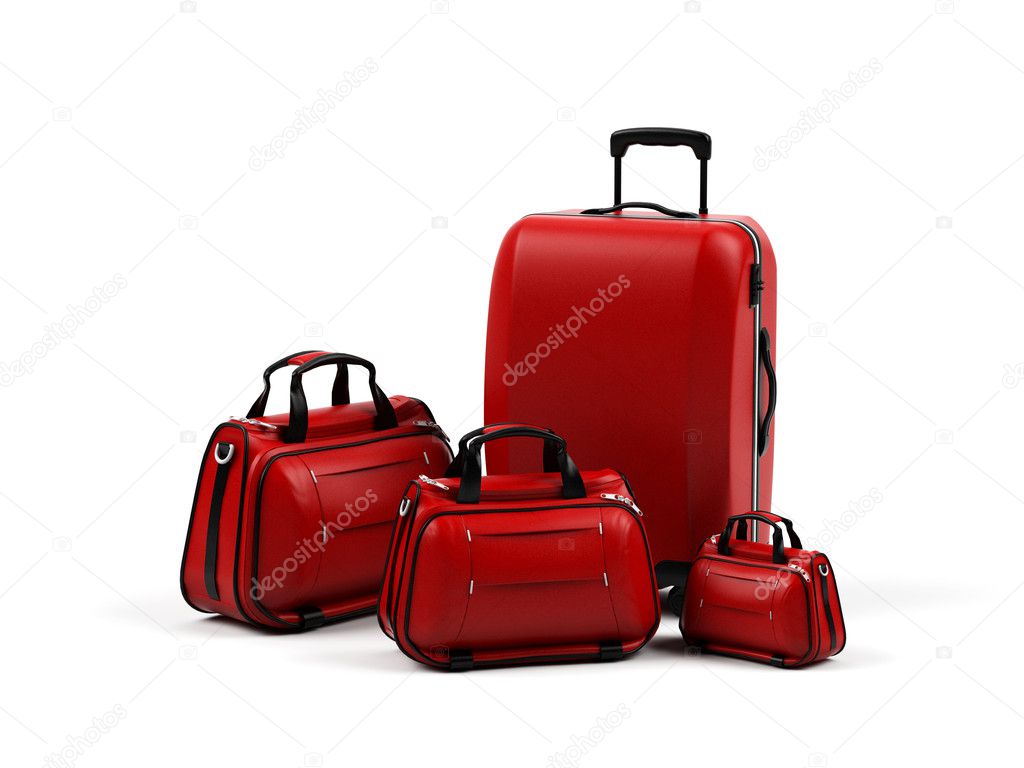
(444, 425, 585, 504)
(247, 351, 398, 443)
(717, 512, 803, 564)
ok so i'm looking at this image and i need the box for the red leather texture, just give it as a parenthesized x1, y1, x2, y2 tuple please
(180, 395, 451, 629)
(483, 211, 777, 576)
(681, 519, 846, 667)
(379, 468, 661, 669)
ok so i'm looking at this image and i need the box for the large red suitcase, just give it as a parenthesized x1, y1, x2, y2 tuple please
(484, 128, 777, 603)
(378, 425, 661, 669)
(681, 512, 846, 667)
(180, 351, 452, 629)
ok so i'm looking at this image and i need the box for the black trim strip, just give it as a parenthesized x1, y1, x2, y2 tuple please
(203, 443, 234, 600)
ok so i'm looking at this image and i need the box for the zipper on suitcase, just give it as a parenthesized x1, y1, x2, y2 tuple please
(818, 561, 837, 654)
(600, 493, 641, 515)
(414, 420, 449, 441)
(418, 475, 450, 491)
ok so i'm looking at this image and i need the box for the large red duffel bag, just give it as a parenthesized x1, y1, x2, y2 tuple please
(483, 128, 777, 608)
(681, 512, 846, 667)
(180, 351, 452, 629)
(379, 425, 660, 670)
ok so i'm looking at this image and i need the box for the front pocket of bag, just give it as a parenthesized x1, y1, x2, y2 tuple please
(692, 564, 778, 654)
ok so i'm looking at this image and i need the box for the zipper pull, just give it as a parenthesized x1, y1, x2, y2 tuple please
(232, 417, 278, 430)
(414, 420, 449, 441)
(418, 474, 450, 491)
(600, 493, 642, 515)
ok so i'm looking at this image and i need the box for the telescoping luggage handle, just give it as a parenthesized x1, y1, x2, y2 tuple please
(717, 512, 802, 564)
(248, 351, 399, 443)
(451, 425, 586, 504)
(584, 127, 712, 217)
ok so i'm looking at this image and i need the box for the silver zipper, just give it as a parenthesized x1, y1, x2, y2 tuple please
(418, 474, 450, 491)
(232, 417, 278, 430)
(413, 420, 449, 441)
(600, 493, 642, 515)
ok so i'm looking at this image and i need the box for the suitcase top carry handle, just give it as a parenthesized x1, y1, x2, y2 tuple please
(444, 423, 560, 479)
(283, 353, 399, 442)
(609, 127, 712, 215)
(579, 201, 699, 219)
(247, 350, 350, 419)
(454, 426, 586, 504)
(717, 513, 800, 564)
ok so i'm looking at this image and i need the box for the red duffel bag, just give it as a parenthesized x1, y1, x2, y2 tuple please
(681, 512, 846, 667)
(379, 424, 661, 670)
(180, 351, 451, 629)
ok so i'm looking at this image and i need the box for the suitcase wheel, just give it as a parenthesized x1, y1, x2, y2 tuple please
(667, 584, 685, 616)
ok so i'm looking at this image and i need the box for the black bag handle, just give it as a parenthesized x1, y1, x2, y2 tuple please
(283, 353, 398, 443)
(444, 423, 560, 478)
(610, 127, 712, 214)
(454, 426, 586, 504)
(717, 513, 797, 564)
(579, 202, 699, 218)
(247, 350, 349, 418)
(758, 328, 777, 457)
(734, 511, 802, 551)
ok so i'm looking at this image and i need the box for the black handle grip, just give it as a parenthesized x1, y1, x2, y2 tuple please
(247, 351, 349, 418)
(758, 329, 777, 457)
(735, 511, 802, 550)
(283, 353, 398, 443)
(718, 513, 787, 564)
(444, 423, 560, 478)
(610, 128, 712, 160)
(609, 127, 712, 215)
(455, 426, 586, 504)
(580, 202, 698, 219)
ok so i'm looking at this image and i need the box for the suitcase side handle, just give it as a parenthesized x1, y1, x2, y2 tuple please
(247, 350, 350, 418)
(609, 127, 712, 214)
(454, 426, 586, 504)
(758, 329, 777, 457)
(282, 353, 399, 442)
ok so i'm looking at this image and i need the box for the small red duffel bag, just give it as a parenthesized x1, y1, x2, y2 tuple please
(180, 351, 451, 630)
(681, 512, 846, 667)
(379, 424, 661, 670)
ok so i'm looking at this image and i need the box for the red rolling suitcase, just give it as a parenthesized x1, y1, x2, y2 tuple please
(681, 512, 846, 667)
(483, 128, 777, 607)
(180, 351, 452, 629)
(378, 425, 661, 670)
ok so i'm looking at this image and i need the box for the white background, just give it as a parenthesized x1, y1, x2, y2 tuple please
(2, 1, 1021, 766)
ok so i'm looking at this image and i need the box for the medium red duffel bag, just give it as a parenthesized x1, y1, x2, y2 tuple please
(379, 424, 661, 670)
(680, 512, 846, 667)
(180, 351, 452, 629)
